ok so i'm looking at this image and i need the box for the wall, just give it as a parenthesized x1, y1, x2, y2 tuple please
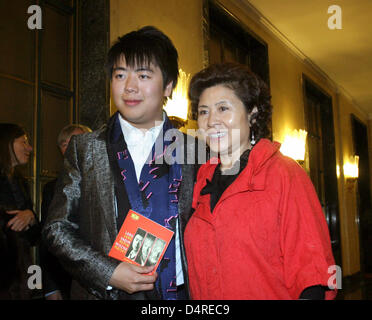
(78, 0, 110, 130)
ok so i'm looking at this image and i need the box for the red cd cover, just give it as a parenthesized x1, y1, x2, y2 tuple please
(108, 209, 174, 274)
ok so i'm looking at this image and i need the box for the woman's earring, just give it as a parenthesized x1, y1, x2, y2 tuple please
(249, 107, 258, 147)
(250, 131, 256, 146)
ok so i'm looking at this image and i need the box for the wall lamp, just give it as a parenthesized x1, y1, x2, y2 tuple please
(280, 129, 308, 165)
(163, 69, 190, 129)
(344, 155, 359, 190)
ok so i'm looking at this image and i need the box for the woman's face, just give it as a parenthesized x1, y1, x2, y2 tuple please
(197, 85, 251, 160)
(12, 135, 33, 166)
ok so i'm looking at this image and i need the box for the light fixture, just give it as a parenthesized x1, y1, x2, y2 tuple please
(336, 165, 341, 179)
(344, 155, 359, 190)
(280, 129, 308, 164)
(163, 69, 190, 128)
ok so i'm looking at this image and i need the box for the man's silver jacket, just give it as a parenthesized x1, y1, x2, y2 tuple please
(42, 121, 199, 299)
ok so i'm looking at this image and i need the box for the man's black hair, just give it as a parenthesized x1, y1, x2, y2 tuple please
(105, 26, 179, 91)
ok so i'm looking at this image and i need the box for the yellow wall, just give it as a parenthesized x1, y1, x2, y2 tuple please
(110, 0, 371, 276)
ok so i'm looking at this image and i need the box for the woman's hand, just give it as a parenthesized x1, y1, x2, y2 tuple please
(6, 209, 36, 232)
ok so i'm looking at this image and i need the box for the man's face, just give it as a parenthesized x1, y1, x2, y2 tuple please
(59, 128, 84, 156)
(147, 241, 164, 265)
(132, 234, 143, 251)
(111, 56, 173, 130)
(141, 238, 153, 257)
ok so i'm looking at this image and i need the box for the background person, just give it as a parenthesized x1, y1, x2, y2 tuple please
(0, 123, 40, 300)
(40, 124, 91, 300)
(184, 63, 337, 300)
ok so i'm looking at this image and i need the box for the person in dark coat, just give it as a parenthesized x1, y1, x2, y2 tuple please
(39, 124, 91, 300)
(0, 123, 40, 300)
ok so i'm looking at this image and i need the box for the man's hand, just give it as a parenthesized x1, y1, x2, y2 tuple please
(6, 209, 36, 231)
(109, 261, 157, 294)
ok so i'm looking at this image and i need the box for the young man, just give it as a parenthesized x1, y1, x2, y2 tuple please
(42, 26, 198, 300)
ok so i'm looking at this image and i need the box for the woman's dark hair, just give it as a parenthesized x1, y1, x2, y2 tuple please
(0, 123, 27, 176)
(188, 62, 272, 143)
(105, 26, 179, 92)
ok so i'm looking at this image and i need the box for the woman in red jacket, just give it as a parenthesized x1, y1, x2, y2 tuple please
(184, 63, 337, 300)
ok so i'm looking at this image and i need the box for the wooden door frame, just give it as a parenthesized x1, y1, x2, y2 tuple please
(302, 74, 342, 268)
(350, 113, 372, 273)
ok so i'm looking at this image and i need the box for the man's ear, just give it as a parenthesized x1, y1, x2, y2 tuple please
(164, 81, 173, 98)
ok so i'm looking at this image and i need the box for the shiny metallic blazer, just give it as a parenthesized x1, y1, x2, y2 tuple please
(42, 116, 199, 300)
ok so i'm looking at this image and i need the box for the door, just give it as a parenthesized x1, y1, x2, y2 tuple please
(0, 0, 78, 214)
(203, 0, 271, 135)
(351, 115, 372, 273)
(206, 0, 269, 85)
(303, 77, 342, 268)
(37, 0, 77, 211)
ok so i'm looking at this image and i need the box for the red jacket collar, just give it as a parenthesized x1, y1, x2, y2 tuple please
(241, 138, 281, 191)
(194, 139, 281, 209)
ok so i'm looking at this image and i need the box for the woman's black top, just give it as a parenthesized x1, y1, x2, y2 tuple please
(201, 149, 250, 212)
